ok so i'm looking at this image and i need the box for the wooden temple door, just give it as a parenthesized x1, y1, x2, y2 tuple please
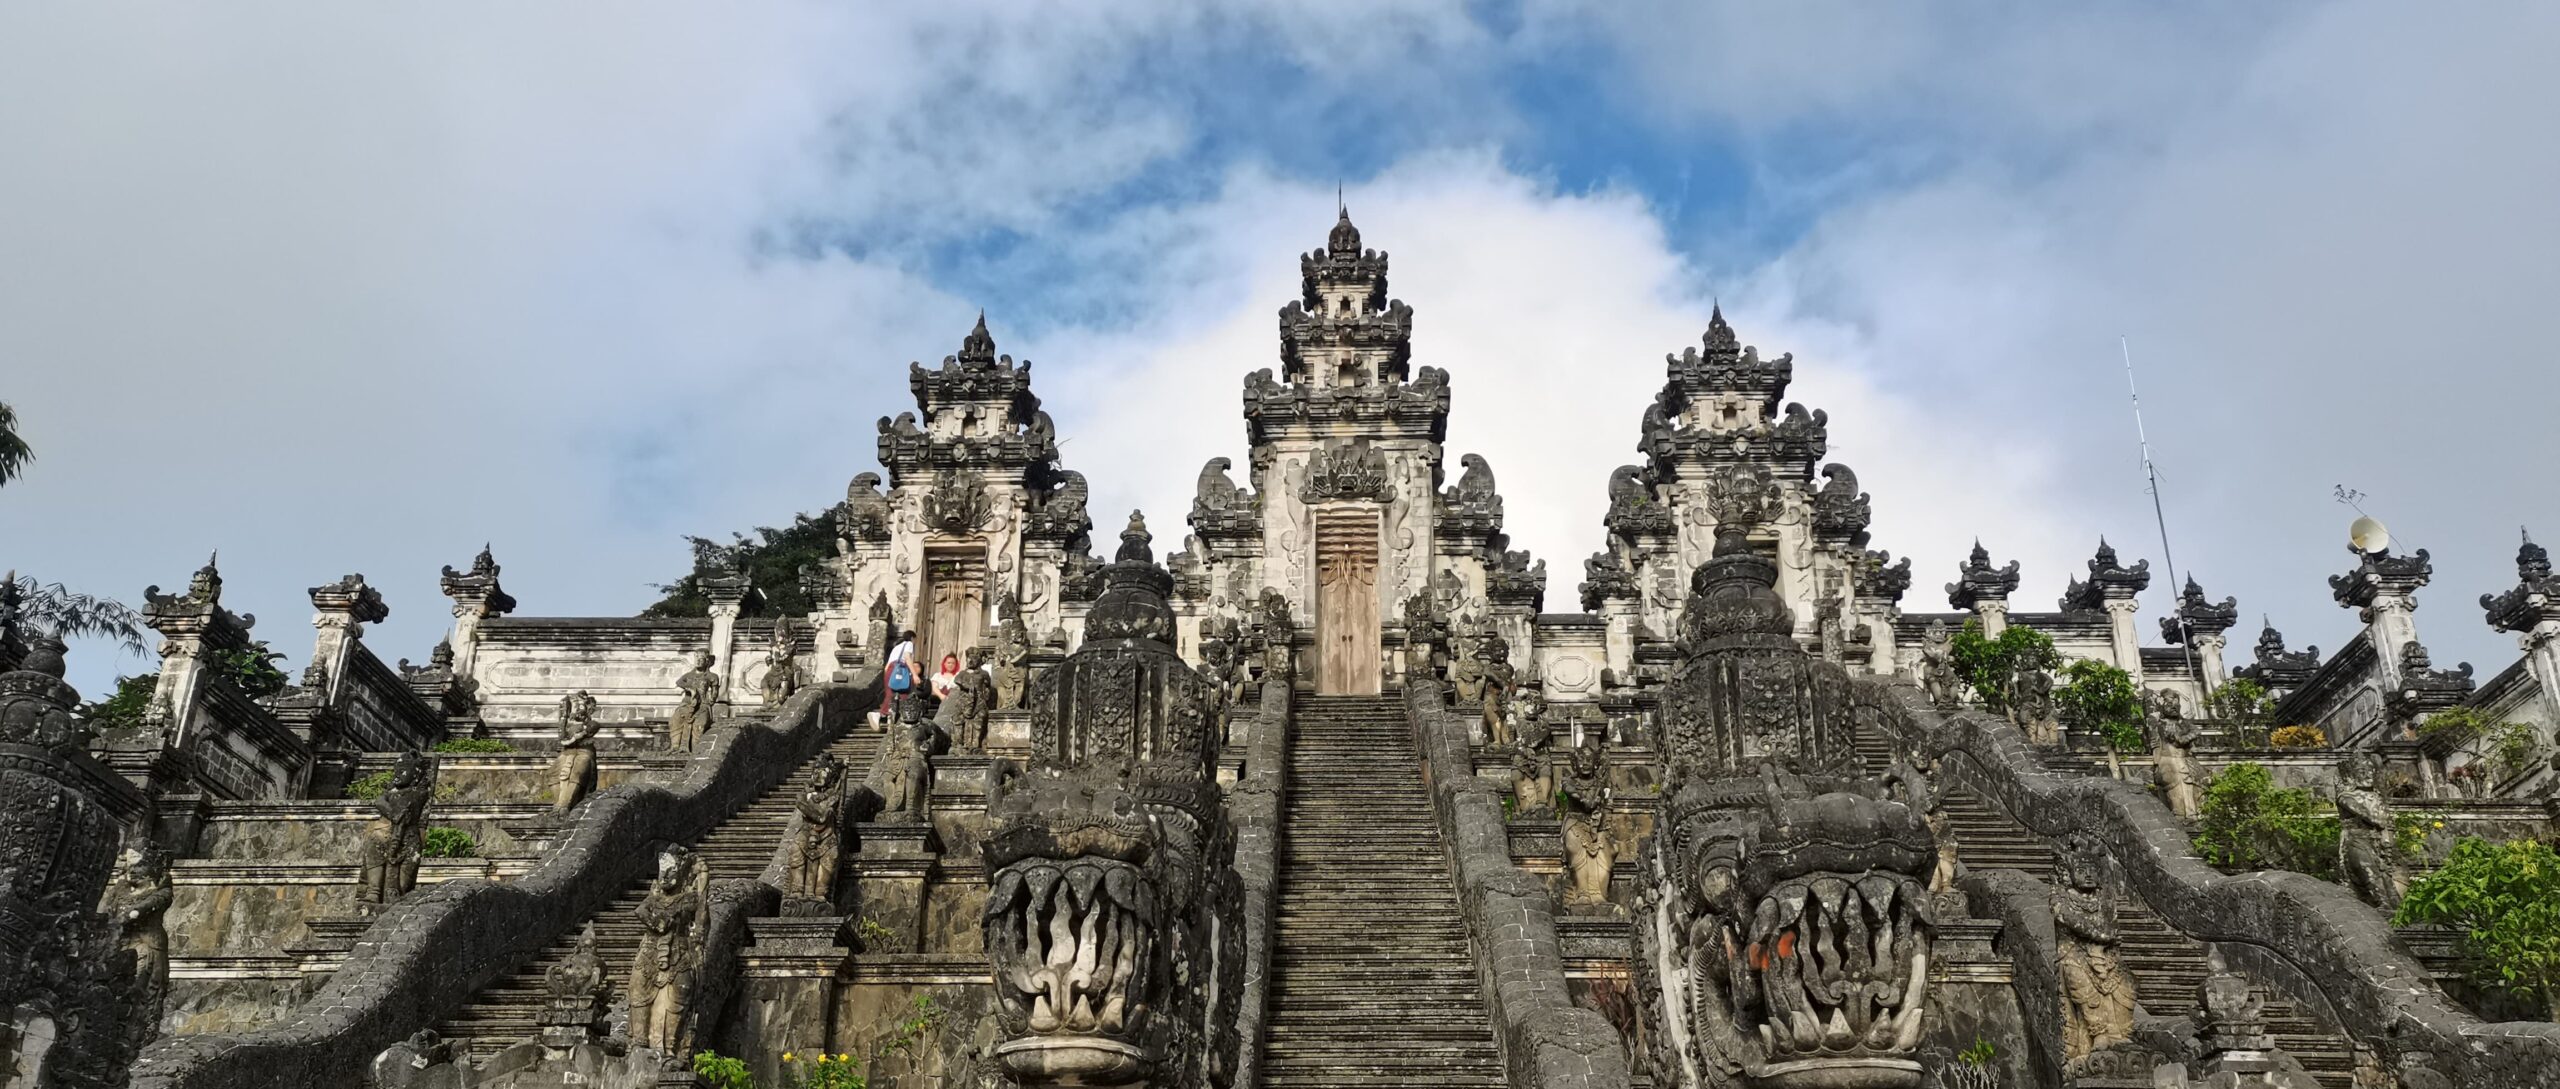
(1314, 508, 1382, 696)
(920, 550, 988, 673)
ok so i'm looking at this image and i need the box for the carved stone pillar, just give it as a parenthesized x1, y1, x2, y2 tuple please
(437, 545, 515, 681)
(1854, 548, 1911, 678)
(306, 575, 389, 703)
(701, 565, 754, 688)
(2161, 575, 2239, 690)
(2103, 598, 2144, 682)
(2333, 544, 2430, 684)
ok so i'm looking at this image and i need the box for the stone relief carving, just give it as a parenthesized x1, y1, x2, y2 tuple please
(1297, 439, 1394, 503)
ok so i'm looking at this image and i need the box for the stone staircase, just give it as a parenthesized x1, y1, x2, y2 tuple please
(436, 719, 884, 1054)
(1263, 694, 1506, 1087)
(1851, 730, 2357, 1087)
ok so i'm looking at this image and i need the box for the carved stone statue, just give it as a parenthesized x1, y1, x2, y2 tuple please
(1255, 587, 1295, 681)
(2013, 663, 2059, 745)
(2056, 834, 2139, 1068)
(872, 702, 938, 822)
(552, 689, 600, 814)
(1889, 755, 1961, 905)
(937, 645, 996, 751)
(667, 650, 721, 752)
(783, 755, 849, 912)
(1920, 620, 1962, 708)
(2150, 689, 2205, 818)
(1509, 734, 1554, 820)
(625, 845, 706, 1057)
(2336, 753, 2405, 910)
(102, 839, 173, 1055)
(356, 751, 434, 914)
(1505, 679, 1545, 750)
(992, 614, 1032, 711)
(1454, 633, 1516, 744)
(761, 619, 800, 706)
(540, 922, 613, 1045)
(1558, 740, 1615, 914)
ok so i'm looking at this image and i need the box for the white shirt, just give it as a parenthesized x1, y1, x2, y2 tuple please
(887, 640, 916, 670)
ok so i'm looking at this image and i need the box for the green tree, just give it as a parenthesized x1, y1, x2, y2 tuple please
(2055, 659, 2146, 755)
(209, 639, 289, 698)
(645, 512, 838, 619)
(8, 573, 151, 657)
(1947, 619, 2060, 710)
(2203, 677, 2274, 744)
(2192, 761, 2338, 878)
(0, 401, 28, 487)
(2395, 836, 2560, 1021)
(81, 674, 159, 733)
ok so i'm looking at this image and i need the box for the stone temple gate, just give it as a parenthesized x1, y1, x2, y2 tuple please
(13, 212, 2560, 1089)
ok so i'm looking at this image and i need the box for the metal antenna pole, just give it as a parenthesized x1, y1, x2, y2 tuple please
(2123, 336, 2198, 684)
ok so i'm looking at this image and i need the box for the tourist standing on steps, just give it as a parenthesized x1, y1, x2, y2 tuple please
(879, 628, 919, 723)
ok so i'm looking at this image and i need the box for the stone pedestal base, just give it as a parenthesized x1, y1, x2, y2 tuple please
(738, 916, 853, 1089)
(985, 709, 1032, 755)
(850, 822, 939, 953)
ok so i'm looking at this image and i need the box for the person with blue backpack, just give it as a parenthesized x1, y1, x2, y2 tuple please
(878, 628, 919, 724)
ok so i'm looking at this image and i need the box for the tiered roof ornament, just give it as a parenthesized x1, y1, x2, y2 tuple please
(144, 553, 256, 636)
(1852, 548, 1913, 605)
(2330, 543, 2432, 621)
(1436, 453, 1504, 541)
(2160, 575, 2240, 645)
(2391, 641, 2476, 713)
(877, 315, 1058, 485)
(2060, 539, 2151, 612)
(438, 545, 517, 617)
(2480, 528, 2560, 635)
(1248, 209, 1445, 444)
(1641, 306, 1827, 483)
(1946, 541, 2021, 611)
(2236, 618, 2321, 690)
(1578, 549, 1639, 612)
(1187, 457, 1260, 545)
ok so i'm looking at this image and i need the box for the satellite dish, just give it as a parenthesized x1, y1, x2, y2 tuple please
(2349, 515, 2392, 555)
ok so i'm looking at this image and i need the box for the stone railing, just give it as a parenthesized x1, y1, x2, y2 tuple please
(1855, 677, 2560, 1086)
(1230, 680, 1291, 1089)
(1404, 680, 1631, 1089)
(129, 679, 879, 1089)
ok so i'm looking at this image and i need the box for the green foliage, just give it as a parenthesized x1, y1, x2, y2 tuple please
(2417, 706, 2496, 740)
(877, 993, 949, 1064)
(8, 573, 150, 656)
(83, 674, 158, 733)
(209, 640, 290, 699)
(343, 770, 396, 800)
(0, 400, 29, 486)
(2055, 659, 2145, 753)
(2266, 724, 2328, 749)
(693, 1051, 756, 1089)
(1946, 619, 2059, 709)
(2203, 678, 2274, 744)
(855, 916, 897, 951)
(1500, 795, 1516, 822)
(431, 738, 515, 754)
(2394, 836, 2560, 1018)
(1958, 1037, 1998, 1065)
(2491, 722, 2541, 778)
(2395, 812, 2444, 859)
(645, 512, 838, 618)
(785, 1053, 865, 1089)
(2192, 762, 2338, 878)
(420, 827, 478, 858)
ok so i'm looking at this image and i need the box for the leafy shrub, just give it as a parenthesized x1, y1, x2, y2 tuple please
(2192, 761, 2337, 878)
(210, 640, 290, 698)
(693, 1051, 755, 1089)
(2491, 722, 2542, 778)
(431, 738, 515, 754)
(2055, 660, 2145, 753)
(2203, 677, 2273, 728)
(83, 674, 158, 733)
(1958, 1037, 1998, 1065)
(420, 827, 477, 859)
(2394, 812, 2442, 859)
(1947, 619, 2059, 710)
(2394, 836, 2560, 1021)
(2267, 724, 2328, 750)
(342, 770, 396, 800)
(878, 994, 948, 1064)
(784, 1052, 865, 1089)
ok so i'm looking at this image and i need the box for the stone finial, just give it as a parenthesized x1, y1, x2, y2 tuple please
(1701, 463, 1780, 552)
(144, 552, 256, 633)
(1700, 303, 1739, 358)
(2060, 538, 2151, 611)
(1809, 463, 1870, 545)
(2161, 574, 2240, 644)
(955, 311, 998, 368)
(2330, 543, 2432, 620)
(309, 574, 390, 626)
(1851, 549, 1912, 606)
(439, 544, 516, 617)
(2481, 526, 2560, 634)
(1327, 205, 1361, 255)
(1946, 540, 2021, 610)
(1115, 510, 1153, 564)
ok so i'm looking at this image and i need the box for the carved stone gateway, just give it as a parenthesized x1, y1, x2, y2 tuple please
(980, 513, 1242, 1087)
(1633, 465, 1938, 1089)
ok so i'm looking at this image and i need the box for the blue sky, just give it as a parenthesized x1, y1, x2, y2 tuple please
(4, 2, 2555, 698)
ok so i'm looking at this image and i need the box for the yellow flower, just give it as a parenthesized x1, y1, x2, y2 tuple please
(784, 1052, 796, 1063)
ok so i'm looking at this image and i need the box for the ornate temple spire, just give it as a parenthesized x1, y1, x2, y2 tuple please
(2060, 538, 2151, 612)
(957, 311, 997, 368)
(2160, 574, 2240, 645)
(1947, 541, 2021, 611)
(2480, 526, 2560, 634)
